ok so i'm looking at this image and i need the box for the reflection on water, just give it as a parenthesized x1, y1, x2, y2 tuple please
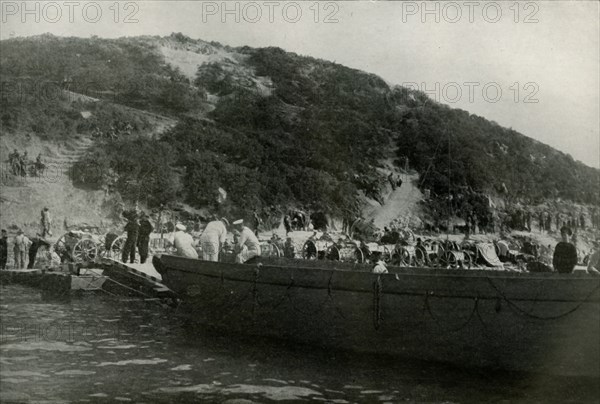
(1, 284, 598, 403)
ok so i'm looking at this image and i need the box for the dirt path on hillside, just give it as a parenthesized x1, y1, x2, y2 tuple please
(364, 173, 424, 229)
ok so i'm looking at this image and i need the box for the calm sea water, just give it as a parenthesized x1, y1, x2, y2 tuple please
(1, 284, 598, 404)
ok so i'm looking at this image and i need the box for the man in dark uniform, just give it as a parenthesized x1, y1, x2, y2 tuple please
(553, 226, 578, 274)
(283, 237, 295, 259)
(122, 218, 139, 264)
(27, 237, 50, 269)
(284, 214, 292, 235)
(9, 149, 20, 175)
(388, 172, 396, 190)
(0, 229, 8, 269)
(19, 151, 28, 176)
(137, 213, 154, 264)
(252, 210, 262, 236)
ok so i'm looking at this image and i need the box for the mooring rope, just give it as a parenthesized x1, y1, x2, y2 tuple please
(284, 272, 340, 319)
(373, 275, 383, 330)
(486, 277, 600, 320)
(422, 291, 479, 333)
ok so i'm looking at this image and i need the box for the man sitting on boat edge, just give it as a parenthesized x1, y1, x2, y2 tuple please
(233, 219, 261, 264)
(587, 239, 600, 275)
(372, 259, 388, 274)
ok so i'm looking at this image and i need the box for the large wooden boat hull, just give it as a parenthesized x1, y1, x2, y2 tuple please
(153, 255, 600, 377)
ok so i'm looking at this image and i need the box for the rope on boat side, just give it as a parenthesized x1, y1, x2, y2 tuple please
(285, 271, 340, 319)
(373, 275, 383, 330)
(486, 277, 600, 320)
(423, 291, 479, 333)
(252, 266, 260, 318)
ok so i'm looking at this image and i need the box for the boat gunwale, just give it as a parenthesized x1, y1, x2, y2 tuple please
(155, 255, 600, 303)
(157, 254, 600, 281)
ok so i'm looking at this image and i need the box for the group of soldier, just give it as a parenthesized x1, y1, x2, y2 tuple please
(168, 217, 262, 264)
(7, 149, 45, 177)
(283, 211, 310, 235)
(0, 208, 60, 270)
(118, 206, 268, 265)
(91, 121, 133, 141)
(387, 172, 403, 191)
(121, 210, 154, 264)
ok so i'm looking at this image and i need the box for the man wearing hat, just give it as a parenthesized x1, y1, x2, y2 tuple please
(137, 212, 154, 264)
(200, 218, 229, 262)
(13, 230, 31, 269)
(233, 219, 261, 264)
(122, 216, 139, 264)
(173, 223, 198, 259)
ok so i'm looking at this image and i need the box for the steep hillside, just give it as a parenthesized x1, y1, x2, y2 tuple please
(1, 33, 598, 231)
(0, 93, 175, 233)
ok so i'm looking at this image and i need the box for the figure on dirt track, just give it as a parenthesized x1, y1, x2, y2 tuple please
(19, 151, 29, 177)
(9, 149, 20, 175)
(41, 207, 52, 237)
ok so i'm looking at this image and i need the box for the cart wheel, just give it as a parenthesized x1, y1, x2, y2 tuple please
(353, 248, 365, 264)
(110, 235, 126, 260)
(261, 242, 281, 258)
(72, 239, 98, 263)
(398, 248, 412, 266)
(464, 251, 473, 269)
(54, 234, 68, 257)
(415, 248, 427, 267)
(390, 250, 404, 266)
(382, 245, 393, 263)
(444, 252, 459, 269)
(271, 243, 281, 258)
(326, 245, 340, 261)
(302, 240, 317, 260)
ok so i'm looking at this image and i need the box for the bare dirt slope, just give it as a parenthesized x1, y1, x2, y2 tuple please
(363, 172, 424, 229)
(0, 134, 116, 236)
(0, 100, 176, 237)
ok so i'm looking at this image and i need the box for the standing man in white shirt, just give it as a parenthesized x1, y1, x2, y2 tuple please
(200, 218, 229, 262)
(13, 230, 32, 269)
(233, 219, 261, 264)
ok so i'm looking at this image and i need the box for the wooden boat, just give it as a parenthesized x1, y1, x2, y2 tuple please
(152, 254, 600, 377)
